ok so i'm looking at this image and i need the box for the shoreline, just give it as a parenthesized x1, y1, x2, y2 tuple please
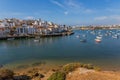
(2, 60, 120, 72)
(0, 31, 74, 40)
(0, 62, 120, 80)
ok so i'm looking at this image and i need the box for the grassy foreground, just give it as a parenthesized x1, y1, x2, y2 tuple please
(0, 62, 120, 80)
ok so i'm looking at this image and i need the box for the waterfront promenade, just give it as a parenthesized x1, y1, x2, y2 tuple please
(0, 31, 74, 40)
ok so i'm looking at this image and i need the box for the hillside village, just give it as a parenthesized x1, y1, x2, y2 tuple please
(0, 18, 72, 39)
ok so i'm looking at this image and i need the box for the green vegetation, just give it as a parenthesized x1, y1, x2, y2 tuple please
(93, 66, 101, 71)
(47, 63, 101, 80)
(62, 63, 101, 74)
(0, 68, 14, 79)
(62, 63, 82, 74)
(47, 72, 66, 80)
(0, 62, 101, 80)
(27, 68, 44, 78)
(82, 64, 94, 69)
(47, 63, 83, 80)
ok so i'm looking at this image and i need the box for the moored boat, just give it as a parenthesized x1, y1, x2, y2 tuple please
(76, 35, 80, 38)
(82, 34, 87, 37)
(34, 36, 40, 42)
(112, 35, 119, 39)
(96, 36, 102, 39)
(95, 38, 101, 43)
(34, 39, 40, 42)
(80, 39, 87, 43)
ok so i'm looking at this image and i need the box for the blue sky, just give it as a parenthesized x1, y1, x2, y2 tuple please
(0, 0, 120, 25)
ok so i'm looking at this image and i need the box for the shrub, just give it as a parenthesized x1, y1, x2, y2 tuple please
(62, 63, 101, 73)
(82, 64, 94, 69)
(93, 66, 101, 71)
(47, 72, 66, 80)
(62, 63, 81, 74)
(0, 68, 14, 79)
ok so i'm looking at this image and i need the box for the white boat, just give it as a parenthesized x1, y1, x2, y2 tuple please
(76, 35, 80, 38)
(105, 33, 109, 36)
(112, 35, 119, 39)
(96, 36, 102, 39)
(90, 31, 95, 35)
(82, 34, 87, 37)
(34, 39, 40, 42)
(99, 35, 103, 37)
(80, 39, 87, 43)
(95, 38, 101, 43)
(34, 36, 40, 42)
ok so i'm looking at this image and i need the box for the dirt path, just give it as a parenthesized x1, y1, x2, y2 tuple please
(66, 68, 120, 80)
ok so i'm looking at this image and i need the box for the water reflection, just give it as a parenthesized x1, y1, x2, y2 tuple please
(0, 37, 63, 48)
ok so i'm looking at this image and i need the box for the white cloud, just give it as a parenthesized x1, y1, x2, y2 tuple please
(50, 0, 65, 8)
(64, 11, 68, 15)
(106, 8, 120, 12)
(93, 15, 120, 25)
(110, 15, 120, 20)
(50, 0, 94, 14)
(25, 16, 34, 19)
(94, 16, 108, 20)
(66, 0, 81, 8)
(95, 15, 120, 21)
(50, 0, 81, 9)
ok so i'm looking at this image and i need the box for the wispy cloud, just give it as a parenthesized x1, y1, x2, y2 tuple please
(50, 0, 65, 8)
(110, 15, 120, 20)
(50, 0, 81, 9)
(94, 15, 120, 21)
(66, 0, 81, 9)
(106, 8, 120, 12)
(25, 16, 35, 19)
(64, 11, 69, 15)
(50, 0, 94, 15)
(94, 16, 108, 20)
(93, 15, 120, 25)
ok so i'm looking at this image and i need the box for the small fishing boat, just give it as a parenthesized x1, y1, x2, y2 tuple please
(112, 35, 119, 39)
(90, 31, 95, 35)
(76, 35, 80, 38)
(34, 36, 40, 42)
(82, 34, 87, 37)
(34, 39, 39, 42)
(95, 38, 101, 43)
(80, 39, 87, 43)
(96, 36, 102, 39)
(105, 33, 109, 36)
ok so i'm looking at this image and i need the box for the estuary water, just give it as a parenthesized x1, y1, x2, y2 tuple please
(0, 30, 120, 70)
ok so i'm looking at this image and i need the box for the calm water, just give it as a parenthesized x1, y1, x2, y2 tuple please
(0, 30, 120, 70)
